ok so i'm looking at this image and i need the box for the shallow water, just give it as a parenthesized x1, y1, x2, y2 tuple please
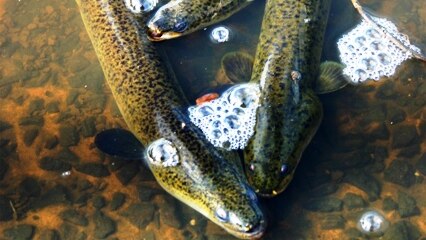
(0, 0, 425, 239)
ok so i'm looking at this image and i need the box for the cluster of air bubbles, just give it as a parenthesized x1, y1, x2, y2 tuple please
(357, 210, 389, 235)
(146, 138, 179, 167)
(188, 83, 260, 150)
(210, 26, 231, 43)
(337, 17, 422, 83)
(124, 0, 158, 13)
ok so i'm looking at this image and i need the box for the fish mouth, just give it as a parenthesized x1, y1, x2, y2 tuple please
(223, 218, 267, 239)
(146, 24, 181, 41)
(255, 188, 283, 198)
(236, 219, 267, 239)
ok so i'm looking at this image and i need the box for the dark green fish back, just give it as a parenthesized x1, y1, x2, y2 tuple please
(76, 0, 186, 145)
(244, 0, 331, 196)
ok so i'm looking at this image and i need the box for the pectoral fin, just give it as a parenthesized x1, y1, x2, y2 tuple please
(314, 61, 348, 94)
(94, 128, 144, 160)
(221, 51, 254, 83)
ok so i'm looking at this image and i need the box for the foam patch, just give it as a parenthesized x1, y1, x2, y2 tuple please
(189, 83, 260, 150)
(337, 17, 423, 83)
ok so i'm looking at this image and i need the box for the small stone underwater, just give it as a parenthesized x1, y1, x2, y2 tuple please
(0, 0, 425, 239)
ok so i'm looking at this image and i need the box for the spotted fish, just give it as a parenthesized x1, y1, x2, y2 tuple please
(146, 0, 253, 41)
(75, 0, 266, 238)
(242, 0, 345, 197)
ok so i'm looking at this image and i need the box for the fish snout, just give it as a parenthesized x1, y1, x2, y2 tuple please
(223, 206, 267, 239)
(146, 23, 164, 41)
(245, 160, 293, 198)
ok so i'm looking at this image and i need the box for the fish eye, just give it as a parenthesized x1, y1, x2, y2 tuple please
(246, 187, 258, 202)
(279, 164, 288, 177)
(215, 207, 229, 222)
(173, 21, 188, 33)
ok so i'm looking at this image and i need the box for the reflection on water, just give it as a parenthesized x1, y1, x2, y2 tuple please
(0, 0, 425, 239)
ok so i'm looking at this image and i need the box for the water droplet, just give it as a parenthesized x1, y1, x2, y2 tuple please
(147, 139, 179, 167)
(210, 26, 230, 43)
(224, 115, 240, 129)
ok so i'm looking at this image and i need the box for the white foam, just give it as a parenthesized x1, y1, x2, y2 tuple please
(337, 17, 422, 83)
(189, 83, 260, 150)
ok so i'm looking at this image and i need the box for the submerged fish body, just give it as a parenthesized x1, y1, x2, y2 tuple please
(76, 0, 266, 238)
(244, 0, 332, 197)
(147, 0, 253, 41)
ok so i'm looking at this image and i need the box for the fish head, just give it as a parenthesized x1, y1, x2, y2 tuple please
(144, 136, 266, 239)
(243, 90, 323, 197)
(146, 2, 197, 41)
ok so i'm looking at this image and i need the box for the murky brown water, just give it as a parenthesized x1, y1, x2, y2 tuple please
(0, 0, 425, 239)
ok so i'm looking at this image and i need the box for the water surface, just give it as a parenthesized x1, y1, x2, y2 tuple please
(0, 0, 425, 239)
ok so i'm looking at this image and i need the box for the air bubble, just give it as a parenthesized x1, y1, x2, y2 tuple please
(212, 120, 221, 128)
(188, 83, 260, 150)
(224, 115, 240, 129)
(363, 58, 377, 70)
(355, 69, 367, 81)
(233, 108, 245, 116)
(337, 17, 421, 83)
(222, 141, 231, 149)
(370, 41, 383, 51)
(146, 138, 179, 167)
(357, 211, 388, 235)
(228, 84, 260, 108)
(124, 0, 158, 13)
(212, 129, 222, 139)
(224, 128, 229, 134)
(199, 105, 214, 116)
(366, 28, 380, 38)
(210, 26, 231, 44)
(355, 36, 366, 47)
(378, 53, 391, 65)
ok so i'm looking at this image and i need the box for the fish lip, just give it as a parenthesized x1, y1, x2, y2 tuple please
(237, 219, 267, 239)
(222, 215, 267, 239)
(146, 23, 182, 41)
(146, 24, 164, 41)
(255, 188, 284, 198)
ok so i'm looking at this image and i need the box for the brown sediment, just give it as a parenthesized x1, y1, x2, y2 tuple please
(0, 0, 425, 239)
